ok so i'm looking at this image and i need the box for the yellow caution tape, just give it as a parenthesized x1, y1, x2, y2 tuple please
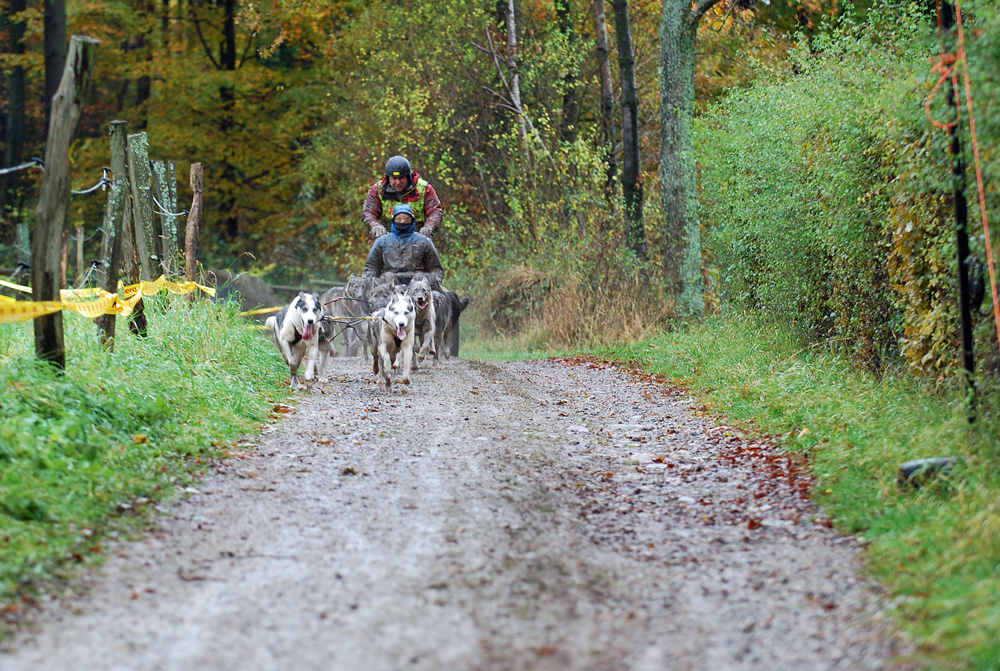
(240, 305, 283, 316)
(0, 275, 217, 324)
(0, 300, 63, 324)
(0, 278, 32, 294)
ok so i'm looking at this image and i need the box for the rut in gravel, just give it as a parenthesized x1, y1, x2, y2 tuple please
(0, 356, 910, 671)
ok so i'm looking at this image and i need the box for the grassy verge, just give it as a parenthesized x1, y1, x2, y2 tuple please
(585, 312, 998, 671)
(0, 297, 287, 612)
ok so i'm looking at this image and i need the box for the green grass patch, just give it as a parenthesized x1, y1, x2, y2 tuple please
(0, 297, 288, 609)
(597, 312, 1000, 671)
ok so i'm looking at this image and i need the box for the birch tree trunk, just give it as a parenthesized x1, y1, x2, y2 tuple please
(659, 0, 721, 315)
(505, 0, 529, 165)
(612, 0, 647, 264)
(593, 0, 617, 200)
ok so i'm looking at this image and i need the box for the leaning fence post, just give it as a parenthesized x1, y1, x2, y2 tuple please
(185, 162, 203, 300)
(98, 120, 128, 349)
(31, 35, 99, 369)
(150, 159, 178, 274)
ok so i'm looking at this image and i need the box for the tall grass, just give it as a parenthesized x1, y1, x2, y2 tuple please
(0, 297, 286, 607)
(599, 313, 1000, 671)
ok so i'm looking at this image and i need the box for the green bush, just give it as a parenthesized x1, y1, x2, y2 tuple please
(697, 2, 1000, 381)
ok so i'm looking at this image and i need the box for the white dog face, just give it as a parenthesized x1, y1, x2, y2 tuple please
(291, 292, 322, 341)
(384, 292, 414, 341)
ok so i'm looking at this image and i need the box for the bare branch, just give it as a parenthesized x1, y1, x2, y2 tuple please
(190, 11, 223, 70)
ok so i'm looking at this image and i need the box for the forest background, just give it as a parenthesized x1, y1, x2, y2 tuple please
(1, 0, 999, 387)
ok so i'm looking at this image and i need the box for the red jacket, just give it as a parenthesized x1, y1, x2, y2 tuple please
(363, 171, 443, 237)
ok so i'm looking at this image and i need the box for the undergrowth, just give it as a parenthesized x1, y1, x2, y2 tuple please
(596, 312, 1000, 671)
(0, 297, 286, 613)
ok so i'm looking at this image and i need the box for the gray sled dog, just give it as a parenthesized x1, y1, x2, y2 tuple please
(406, 275, 436, 366)
(265, 291, 323, 389)
(366, 287, 416, 390)
(432, 290, 470, 360)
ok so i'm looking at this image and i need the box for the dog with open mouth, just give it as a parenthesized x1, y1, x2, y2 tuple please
(366, 287, 416, 390)
(265, 291, 323, 389)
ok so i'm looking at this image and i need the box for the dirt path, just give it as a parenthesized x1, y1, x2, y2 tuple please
(1, 356, 910, 670)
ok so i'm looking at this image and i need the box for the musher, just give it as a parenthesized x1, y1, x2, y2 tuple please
(362, 203, 444, 287)
(363, 155, 443, 239)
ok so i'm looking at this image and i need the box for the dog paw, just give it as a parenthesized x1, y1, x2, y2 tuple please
(401, 376, 411, 385)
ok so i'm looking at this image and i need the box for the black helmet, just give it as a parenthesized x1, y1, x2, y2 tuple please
(385, 155, 412, 178)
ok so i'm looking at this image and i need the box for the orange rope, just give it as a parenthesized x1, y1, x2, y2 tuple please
(953, 0, 1000, 351)
(927, 0, 1000, 354)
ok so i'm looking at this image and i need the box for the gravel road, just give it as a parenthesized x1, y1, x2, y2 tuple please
(0, 355, 911, 670)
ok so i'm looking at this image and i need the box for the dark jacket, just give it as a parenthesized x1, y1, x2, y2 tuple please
(363, 171, 444, 236)
(362, 229, 444, 286)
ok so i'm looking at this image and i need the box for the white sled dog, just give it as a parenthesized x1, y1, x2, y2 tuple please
(265, 291, 323, 389)
(367, 287, 416, 390)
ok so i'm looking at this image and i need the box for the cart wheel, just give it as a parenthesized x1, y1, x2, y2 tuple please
(450, 322, 460, 358)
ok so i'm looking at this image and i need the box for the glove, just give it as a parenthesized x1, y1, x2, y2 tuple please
(419, 225, 434, 237)
(371, 224, 387, 239)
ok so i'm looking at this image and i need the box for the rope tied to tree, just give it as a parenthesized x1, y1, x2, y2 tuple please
(925, 52, 960, 131)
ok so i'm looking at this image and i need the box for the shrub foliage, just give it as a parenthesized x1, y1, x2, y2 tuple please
(697, 2, 1000, 381)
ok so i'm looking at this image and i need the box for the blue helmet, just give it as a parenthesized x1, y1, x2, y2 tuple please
(391, 203, 415, 222)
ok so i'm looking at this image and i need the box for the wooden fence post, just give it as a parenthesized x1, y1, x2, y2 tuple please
(150, 160, 178, 274)
(185, 162, 203, 297)
(98, 120, 128, 349)
(17, 222, 29, 266)
(126, 132, 159, 282)
(74, 223, 84, 285)
(59, 229, 69, 289)
(31, 35, 99, 369)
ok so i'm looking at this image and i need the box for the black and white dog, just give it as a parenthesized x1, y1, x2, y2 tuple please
(366, 287, 416, 391)
(265, 291, 324, 389)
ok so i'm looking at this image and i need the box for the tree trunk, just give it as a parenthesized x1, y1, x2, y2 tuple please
(32, 35, 99, 369)
(557, 0, 580, 145)
(505, 0, 529, 165)
(593, 0, 617, 200)
(43, 0, 67, 128)
(611, 0, 647, 264)
(219, 0, 239, 240)
(659, 0, 709, 315)
(0, 0, 28, 217)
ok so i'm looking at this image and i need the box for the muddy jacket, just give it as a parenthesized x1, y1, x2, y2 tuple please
(363, 171, 444, 236)
(362, 229, 444, 286)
